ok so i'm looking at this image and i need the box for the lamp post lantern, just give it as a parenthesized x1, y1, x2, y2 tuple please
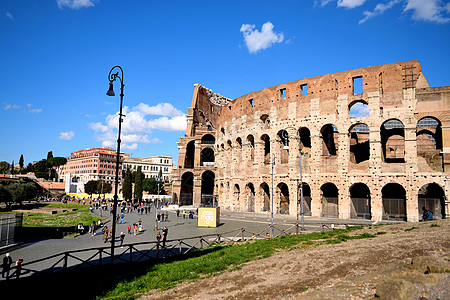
(282, 127, 305, 233)
(106, 65, 125, 263)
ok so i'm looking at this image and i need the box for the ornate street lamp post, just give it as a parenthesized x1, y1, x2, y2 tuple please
(282, 127, 305, 233)
(106, 65, 125, 263)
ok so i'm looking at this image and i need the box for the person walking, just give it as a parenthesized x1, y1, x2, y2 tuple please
(91, 221, 96, 236)
(165, 212, 168, 222)
(120, 213, 125, 224)
(176, 209, 180, 217)
(120, 232, 125, 247)
(183, 210, 186, 219)
(162, 226, 168, 248)
(127, 224, 131, 234)
(15, 258, 24, 279)
(103, 226, 109, 243)
(2, 253, 12, 279)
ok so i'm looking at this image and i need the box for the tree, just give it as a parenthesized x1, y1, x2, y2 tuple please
(6, 183, 37, 205)
(50, 157, 67, 167)
(19, 154, 24, 170)
(98, 180, 112, 194)
(0, 161, 9, 174)
(142, 177, 158, 194)
(84, 180, 99, 195)
(122, 168, 132, 201)
(0, 185, 13, 206)
(11, 160, 14, 175)
(134, 166, 143, 201)
(47, 151, 53, 160)
(25, 163, 33, 173)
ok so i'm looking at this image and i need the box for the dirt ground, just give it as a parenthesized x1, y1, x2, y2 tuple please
(141, 219, 450, 300)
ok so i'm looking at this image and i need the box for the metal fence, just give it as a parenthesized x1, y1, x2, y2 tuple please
(0, 213, 22, 247)
(418, 198, 444, 219)
(322, 197, 339, 218)
(1, 225, 297, 281)
(382, 198, 406, 221)
(350, 198, 371, 220)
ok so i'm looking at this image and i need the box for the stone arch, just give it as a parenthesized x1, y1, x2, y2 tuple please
(233, 183, 241, 211)
(381, 119, 405, 163)
(235, 137, 243, 164)
(321, 183, 339, 218)
(200, 147, 214, 166)
(298, 183, 312, 216)
(349, 123, 370, 164)
(245, 183, 256, 212)
(416, 117, 443, 171)
(260, 182, 270, 212)
(349, 183, 371, 219)
(260, 114, 270, 128)
(320, 124, 338, 156)
(261, 134, 271, 165)
(299, 127, 311, 149)
(201, 134, 215, 145)
(349, 100, 369, 118)
(277, 130, 289, 164)
(184, 140, 195, 168)
(180, 172, 194, 206)
(418, 183, 445, 219)
(382, 183, 406, 221)
(277, 182, 289, 214)
(201, 170, 215, 206)
(247, 134, 255, 161)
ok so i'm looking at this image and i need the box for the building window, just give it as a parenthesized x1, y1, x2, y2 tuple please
(353, 76, 363, 95)
(300, 84, 307, 96)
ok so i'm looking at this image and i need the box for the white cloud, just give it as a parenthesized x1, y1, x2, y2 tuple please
(3, 103, 21, 110)
(337, 0, 367, 9)
(59, 131, 75, 140)
(151, 138, 163, 144)
(240, 22, 284, 54)
(6, 12, 13, 20)
(27, 103, 42, 114)
(90, 102, 186, 152)
(349, 102, 369, 117)
(56, 0, 97, 9)
(359, 0, 401, 24)
(404, 0, 450, 23)
(314, 0, 334, 7)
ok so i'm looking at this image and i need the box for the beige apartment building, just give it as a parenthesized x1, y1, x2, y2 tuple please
(173, 60, 449, 222)
(123, 155, 173, 182)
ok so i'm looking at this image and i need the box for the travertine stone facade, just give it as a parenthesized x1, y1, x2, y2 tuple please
(174, 61, 450, 222)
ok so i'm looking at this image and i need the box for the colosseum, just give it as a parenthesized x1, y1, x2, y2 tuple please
(172, 60, 449, 222)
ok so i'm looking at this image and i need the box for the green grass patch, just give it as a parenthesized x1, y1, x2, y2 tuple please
(99, 226, 377, 299)
(20, 203, 99, 228)
(376, 231, 387, 235)
(430, 224, 440, 228)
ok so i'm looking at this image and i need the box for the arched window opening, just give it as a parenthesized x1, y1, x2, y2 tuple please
(382, 183, 406, 221)
(349, 123, 370, 164)
(180, 172, 194, 206)
(349, 101, 369, 118)
(299, 183, 312, 216)
(321, 183, 338, 218)
(299, 127, 311, 149)
(201, 134, 215, 145)
(418, 183, 445, 219)
(278, 183, 289, 214)
(260, 114, 270, 128)
(234, 184, 241, 211)
(321, 124, 338, 156)
(235, 137, 242, 164)
(200, 148, 215, 167)
(381, 119, 405, 163)
(278, 130, 289, 164)
(227, 140, 232, 162)
(201, 171, 215, 207)
(260, 183, 270, 212)
(349, 183, 371, 219)
(184, 141, 195, 168)
(245, 183, 255, 212)
(262, 134, 271, 165)
(247, 135, 255, 161)
(416, 117, 443, 171)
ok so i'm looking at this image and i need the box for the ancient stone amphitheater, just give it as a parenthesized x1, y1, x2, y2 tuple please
(172, 60, 449, 222)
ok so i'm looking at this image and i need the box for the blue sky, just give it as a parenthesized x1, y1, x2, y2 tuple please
(1, 0, 449, 166)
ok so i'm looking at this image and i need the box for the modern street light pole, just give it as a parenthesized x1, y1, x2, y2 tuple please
(106, 65, 125, 263)
(271, 153, 275, 238)
(282, 127, 305, 233)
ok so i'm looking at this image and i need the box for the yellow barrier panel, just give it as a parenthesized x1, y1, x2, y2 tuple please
(198, 207, 220, 227)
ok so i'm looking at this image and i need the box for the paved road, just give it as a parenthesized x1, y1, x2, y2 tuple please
(0, 206, 372, 280)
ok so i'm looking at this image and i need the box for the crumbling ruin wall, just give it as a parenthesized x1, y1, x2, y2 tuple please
(172, 84, 231, 206)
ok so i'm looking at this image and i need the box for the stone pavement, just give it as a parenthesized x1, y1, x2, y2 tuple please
(0, 205, 372, 279)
